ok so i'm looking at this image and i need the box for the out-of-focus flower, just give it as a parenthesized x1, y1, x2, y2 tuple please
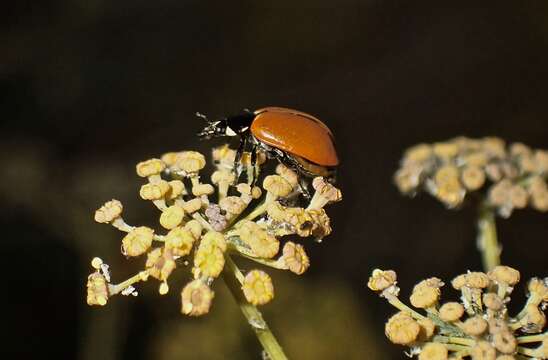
(395, 137, 548, 216)
(368, 267, 548, 359)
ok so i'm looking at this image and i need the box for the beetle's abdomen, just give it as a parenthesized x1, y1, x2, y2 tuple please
(250, 108, 339, 167)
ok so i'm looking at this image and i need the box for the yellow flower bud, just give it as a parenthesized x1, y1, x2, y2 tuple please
(418, 318, 436, 341)
(140, 180, 170, 200)
(461, 315, 487, 336)
(86, 272, 109, 306)
(410, 278, 443, 309)
(492, 331, 516, 354)
(276, 163, 299, 187)
(367, 269, 397, 292)
(242, 270, 274, 305)
(404, 143, 432, 163)
(122, 226, 154, 256)
(433, 142, 458, 159)
(418, 343, 448, 360)
(471, 341, 496, 360)
(488, 266, 520, 286)
(385, 311, 420, 345)
(282, 242, 310, 275)
(94, 199, 123, 223)
(159, 205, 185, 230)
(167, 180, 185, 199)
(219, 196, 247, 216)
(176, 151, 206, 174)
(181, 198, 202, 213)
(461, 166, 486, 190)
(165, 227, 195, 257)
(439, 302, 464, 322)
(145, 247, 176, 281)
(160, 152, 179, 167)
(528, 278, 548, 302)
(181, 280, 214, 316)
(200, 231, 227, 252)
(192, 183, 215, 196)
(184, 219, 203, 240)
(136, 158, 165, 177)
(482, 293, 503, 311)
(238, 220, 280, 259)
(263, 175, 292, 198)
(193, 244, 225, 278)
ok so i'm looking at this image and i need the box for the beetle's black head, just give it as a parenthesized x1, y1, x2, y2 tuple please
(197, 110, 254, 140)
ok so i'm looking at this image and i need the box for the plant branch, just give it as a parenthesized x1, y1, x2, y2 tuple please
(222, 254, 288, 360)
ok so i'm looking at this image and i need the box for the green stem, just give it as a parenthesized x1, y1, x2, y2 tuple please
(222, 254, 288, 360)
(477, 201, 500, 272)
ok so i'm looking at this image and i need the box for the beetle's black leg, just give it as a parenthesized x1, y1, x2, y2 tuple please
(249, 144, 259, 186)
(233, 136, 247, 183)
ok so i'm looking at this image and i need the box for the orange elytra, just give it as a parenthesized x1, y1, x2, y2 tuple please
(198, 106, 339, 182)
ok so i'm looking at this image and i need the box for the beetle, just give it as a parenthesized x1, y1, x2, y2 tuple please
(197, 106, 339, 188)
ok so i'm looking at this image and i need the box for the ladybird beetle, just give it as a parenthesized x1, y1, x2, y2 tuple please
(197, 106, 339, 186)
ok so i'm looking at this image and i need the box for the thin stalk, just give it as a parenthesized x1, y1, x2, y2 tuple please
(222, 254, 288, 360)
(477, 201, 500, 272)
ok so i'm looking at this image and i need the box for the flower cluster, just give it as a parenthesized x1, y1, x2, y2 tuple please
(86, 145, 341, 316)
(394, 137, 548, 217)
(368, 267, 548, 359)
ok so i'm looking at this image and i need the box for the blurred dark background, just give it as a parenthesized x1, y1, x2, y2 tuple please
(2, 1, 548, 359)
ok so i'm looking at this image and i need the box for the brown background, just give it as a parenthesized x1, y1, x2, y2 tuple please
(2, 1, 548, 359)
